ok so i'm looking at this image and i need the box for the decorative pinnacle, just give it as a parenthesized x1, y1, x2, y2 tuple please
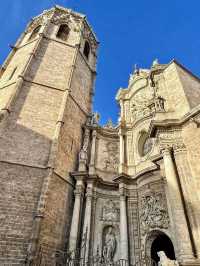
(152, 58, 159, 67)
(134, 63, 139, 74)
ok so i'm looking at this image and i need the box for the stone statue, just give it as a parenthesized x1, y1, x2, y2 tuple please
(103, 227, 116, 263)
(86, 112, 100, 126)
(158, 251, 179, 266)
(93, 112, 100, 125)
(104, 118, 114, 129)
(78, 129, 90, 170)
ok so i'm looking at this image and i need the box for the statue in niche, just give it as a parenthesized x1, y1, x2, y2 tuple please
(158, 251, 179, 266)
(101, 200, 120, 222)
(78, 129, 90, 170)
(154, 94, 165, 111)
(140, 193, 169, 233)
(86, 112, 100, 126)
(103, 227, 116, 263)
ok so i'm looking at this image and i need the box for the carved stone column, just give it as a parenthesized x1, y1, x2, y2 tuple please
(82, 180, 95, 263)
(119, 184, 129, 262)
(69, 178, 85, 252)
(173, 143, 200, 258)
(89, 130, 97, 175)
(119, 128, 125, 173)
(161, 146, 194, 261)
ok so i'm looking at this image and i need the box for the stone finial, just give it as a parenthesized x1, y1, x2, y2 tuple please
(104, 118, 114, 129)
(134, 63, 139, 74)
(152, 58, 159, 67)
(93, 112, 100, 124)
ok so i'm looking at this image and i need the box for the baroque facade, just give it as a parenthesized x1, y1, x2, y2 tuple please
(0, 5, 200, 266)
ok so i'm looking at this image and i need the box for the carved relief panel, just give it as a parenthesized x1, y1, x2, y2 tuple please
(139, 192, 169, 235)
(96, 137, 119, 179)
(100, 200, 120, 222)
(130, 83, 165, 124)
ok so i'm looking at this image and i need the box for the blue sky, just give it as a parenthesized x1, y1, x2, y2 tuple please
(0, 0, 200, 125)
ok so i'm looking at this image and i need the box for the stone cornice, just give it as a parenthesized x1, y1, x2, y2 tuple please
(88, 126, 119, 139)
(149, 104, 200, 137)
(28, 5, 99, 49)
(132, 164, 159, 180)
(113, 173, 134, 184)
(89, 174, 118, 189)
(70, 171, 88, 182)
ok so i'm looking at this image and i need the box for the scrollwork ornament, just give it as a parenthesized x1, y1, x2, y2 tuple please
(86, 187, 93, 198)
(172, 143, 186, 154)
(119, 187, 127, 198)
(74, 185, 84, 197)
(159, 143, 172, 155)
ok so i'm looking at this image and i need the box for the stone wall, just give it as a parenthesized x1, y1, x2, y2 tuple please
(0, 6, 98, 265)
(38, 173, 74, 263)
(0, 162, 46, 264)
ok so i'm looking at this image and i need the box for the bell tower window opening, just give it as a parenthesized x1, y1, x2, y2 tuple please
(56, 24, 70, 41)
(28, 25, 41, 41)
(83, 41, 90, 59)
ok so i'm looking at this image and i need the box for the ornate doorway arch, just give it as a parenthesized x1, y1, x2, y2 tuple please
(145, 230, 176, 263)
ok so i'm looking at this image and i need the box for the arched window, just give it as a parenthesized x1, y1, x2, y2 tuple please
(138, 131, 153, 157)
(56, 24, 70, 41)
(29, 25, 41, 41)
(83, 41, 90, 59)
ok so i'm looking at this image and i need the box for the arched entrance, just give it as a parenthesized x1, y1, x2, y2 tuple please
(146, 230, 176, 263)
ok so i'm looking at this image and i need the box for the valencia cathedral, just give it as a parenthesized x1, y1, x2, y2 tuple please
(0, 5, 200, 266)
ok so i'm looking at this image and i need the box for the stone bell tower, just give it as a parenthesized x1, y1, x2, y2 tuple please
(0, 6, 98, 265)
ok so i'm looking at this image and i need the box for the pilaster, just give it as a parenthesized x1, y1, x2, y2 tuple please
(114, 174, 130, 263)
(89, 129, 97, 175)
(118, 128, 126, 174)
(81, 178, 96, 263)
(69, 177, 85, 252)
(161, 144, 195, 261)
(173, 143, 200, 258)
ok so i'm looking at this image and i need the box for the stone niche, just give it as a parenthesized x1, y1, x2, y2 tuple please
(95, 130, 119, 181)
(93, 196, 120, 262)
